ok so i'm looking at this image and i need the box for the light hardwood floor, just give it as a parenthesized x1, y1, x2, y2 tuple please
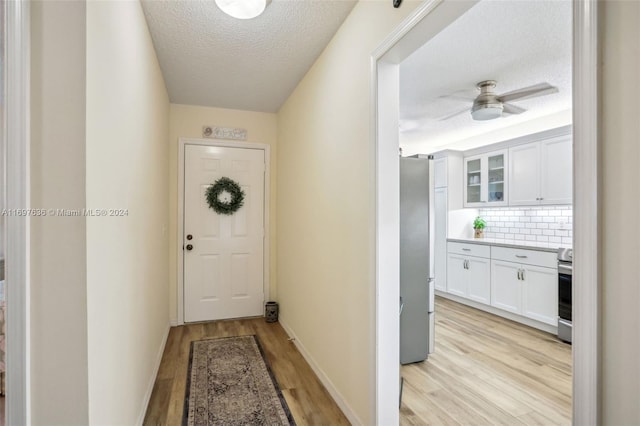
(143, 318, 349, 426)
(401, 297, 572, 425)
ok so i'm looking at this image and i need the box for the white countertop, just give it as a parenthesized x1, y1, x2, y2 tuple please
(448, 237, 571, 253)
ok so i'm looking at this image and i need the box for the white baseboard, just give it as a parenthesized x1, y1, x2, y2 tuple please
(435, 291, 558, 335)
(137, 322, 171, 426)
(170, 318, 179, 327)
(279, 319, 361, 425)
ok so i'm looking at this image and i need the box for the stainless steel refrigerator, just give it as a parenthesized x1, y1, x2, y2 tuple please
(400, 156, 435, 364)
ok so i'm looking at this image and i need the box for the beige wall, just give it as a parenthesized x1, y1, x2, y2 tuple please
(86, 1, 170, 424)
(30, 0, 170, 423)
(30, 1, 89, 423)
(601, 2, 640, 424)
(168, 104, 277, 322)
(276, 1, 419, 423)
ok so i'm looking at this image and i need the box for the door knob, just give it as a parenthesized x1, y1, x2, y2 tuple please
(186, 234, 193, 240)
(186, 244, 193, 251)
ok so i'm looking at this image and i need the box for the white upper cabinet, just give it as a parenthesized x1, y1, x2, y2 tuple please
(540, 136, 573, 205)
(434, 157, 448, 188)
(464, 150, 508, 207)
(509, 142, 541, 205)
(509, 135, 572, 206)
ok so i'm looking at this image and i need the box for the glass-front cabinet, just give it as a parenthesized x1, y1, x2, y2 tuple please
(465, 158, 482, 203)
(464, 150, 508, 207)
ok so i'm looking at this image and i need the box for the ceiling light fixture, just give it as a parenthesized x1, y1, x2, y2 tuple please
(215, 0, 269, 19)
(471, 102, 503, 121)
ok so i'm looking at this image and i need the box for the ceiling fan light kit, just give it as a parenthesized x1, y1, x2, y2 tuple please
(215, 0, 269, 19)
(471, 80, 502, 120)
(471, 104, 503, 121)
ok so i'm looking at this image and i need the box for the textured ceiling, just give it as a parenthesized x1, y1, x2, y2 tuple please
(399, 0, 572, 154)
(141, 0, 356, 113)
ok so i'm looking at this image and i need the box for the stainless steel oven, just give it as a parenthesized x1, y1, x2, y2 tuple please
(557, 248, 573, 343)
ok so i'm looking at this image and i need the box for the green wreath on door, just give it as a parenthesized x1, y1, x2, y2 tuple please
(205, 177, 245, 215)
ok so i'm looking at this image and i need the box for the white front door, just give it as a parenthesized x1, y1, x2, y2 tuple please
(183, 144, 265, 322)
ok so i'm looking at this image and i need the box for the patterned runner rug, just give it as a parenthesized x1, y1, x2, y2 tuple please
(183, 335, 296, 426)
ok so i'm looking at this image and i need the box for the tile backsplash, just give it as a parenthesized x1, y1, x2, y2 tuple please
(478, 206, 573, 245)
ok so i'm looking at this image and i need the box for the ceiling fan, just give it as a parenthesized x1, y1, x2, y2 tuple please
(440, 80, 559, 121)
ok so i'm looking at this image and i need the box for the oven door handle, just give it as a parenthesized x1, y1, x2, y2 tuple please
(558, 263, 573, 275)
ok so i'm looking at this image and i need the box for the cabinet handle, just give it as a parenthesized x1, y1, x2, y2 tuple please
(521, 270, 525, 280)
(517, 270, 521, 280)
(515, 255, 528, 259)
(462, 248, 471, 251)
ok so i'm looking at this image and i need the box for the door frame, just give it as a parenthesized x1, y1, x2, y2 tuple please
(5, 0, 31, 424)
(176, 138, 271, 325)
(371, 1, 599, 424)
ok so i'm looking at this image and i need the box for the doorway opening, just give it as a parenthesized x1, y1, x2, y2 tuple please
(372, 0, 599, 424)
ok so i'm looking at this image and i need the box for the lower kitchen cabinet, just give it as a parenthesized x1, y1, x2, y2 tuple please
(491, 260, 521, 314)
(491, 259, 557, 326)
(445, 241, 559, 331)
(447, 253, 490, 305)
(521, 265, 558, 325)
(447, 254, 467, 297)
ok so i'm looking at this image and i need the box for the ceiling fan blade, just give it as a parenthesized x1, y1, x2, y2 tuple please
(498, 82, 559, 103)
(437, 93, 475, 102)
(502, 103, 526, 115)
(437, 107, 470, 121)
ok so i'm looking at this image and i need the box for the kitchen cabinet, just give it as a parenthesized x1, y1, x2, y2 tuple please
(434, 157, 447, 189)
(446, 243, 491, 305)
(466, 256, 491, 304)
(509, 135, 572, 206)
(521, 265, 558, 325)
(540, 136, 572, 205)
(446, 254, 467, 297)
(431, 151, 464, 206)
(430, 151, 464, 293)
(442, 241, 561, 331)
(491, 260, 521, 314)
(490, 247, 558, 326)
(464, 150, 508, 207)
(434, 187, 448, 291)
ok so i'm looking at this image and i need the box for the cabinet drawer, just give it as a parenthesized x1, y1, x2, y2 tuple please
(491, 246, 557, 269)
(447, 242, 490, 258)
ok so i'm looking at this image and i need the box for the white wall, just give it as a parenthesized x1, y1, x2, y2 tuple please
(86, 1, 170, 424)
(276, 1, 419, 423)
(30, 1, 89, 423)
(600, 2, 640, 423)
(168, 104, 277, 323)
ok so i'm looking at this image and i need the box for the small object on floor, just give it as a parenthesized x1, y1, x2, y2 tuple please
(265, 301, 279, 323)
